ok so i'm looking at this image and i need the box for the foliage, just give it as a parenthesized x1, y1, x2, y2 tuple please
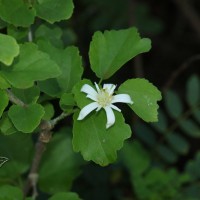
(0, 0, 199, 199)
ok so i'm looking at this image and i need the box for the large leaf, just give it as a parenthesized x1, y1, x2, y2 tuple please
(0, 33, 19, 66)
(39, 128, 82, 194)
(0, 43, 61, 88)
(0, 0, 35, 27)
(89, 27, 151, 79)
(118, 78, 162, 122)
(0, 90, 9, 117)
(8, 104, 45, 133)
(49, 192, 81, 200)
(0, 185, 23, 200)
(73, 111, 132, 166)
(0, 133, 33, 179)
(37, 40, 83, 96)
(34, 0, 74, 23)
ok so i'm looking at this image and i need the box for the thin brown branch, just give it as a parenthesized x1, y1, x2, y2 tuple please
(7, 89, 27, 107)
(163, 54, 200, 92)
(172, 0, 200, 37)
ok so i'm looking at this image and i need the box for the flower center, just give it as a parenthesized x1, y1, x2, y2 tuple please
(97, 89, 113, 107)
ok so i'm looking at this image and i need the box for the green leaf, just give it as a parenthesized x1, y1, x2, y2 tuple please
(118, 78, 162, 122)
(8, 104, 45, 133)
(165, 90, 183, 118)
(0, 43, 61, 88)
(39, 128, 82, 194)
(73, 111, 132, 166)
(156, 144, 178, 163)
(0, 33, 19, 66)
(0, 112, 17, 135)
(0, 185, 23, 200)
(35, 24, 63, 48)
(60, 93, 75, 111)
(11, 85, 40, 104)
(186, 75, 200, 106)
(0, 74, 10, 89)
(166, 132, 189, 155)
(185, 152, 200, 181)
(0, 90, 9, 117)
(7, 25, 29, 41)
(37, 40, 83, 96)
(179, 119, 200, 137)
(134, 122, 157, 147)
(0, 132, 33, 179)
(120, 141, 150, 176)
(0, 0, 35, 27)
(49, 192, 81, 200)
(34, 0, 74, 23)
(89, 27, 151, 79)
(151, 109, 167, 132)
(42, 103, 54, 120)
(72, 79, 93, 108)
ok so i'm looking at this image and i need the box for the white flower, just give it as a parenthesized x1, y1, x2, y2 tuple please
(77, 82, 133, 129)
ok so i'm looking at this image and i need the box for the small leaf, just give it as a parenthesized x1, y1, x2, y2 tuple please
(0, 89, 9, 117)
(164, 90, 183, 118)
(186, 75, 200, 106)
(0, 74, 10, 89)
(7, 25, 29, 41)
(156, 144, 178, 163)
(39, 128, 82, 194)
(179, 119, 200, 138)
(49, 192, 82, 200)
(0, 33, 19, 66)
(34, 0, 74, 23)
(166, 132, 189, 155)
(42, 103, 54, 120)
(134, 122, 157, 147)
(11, 85, 40, 104)
(0, 0, 36, 27)
(60, 93, 75, 111)
(0, 185, 23, 200)
(0, 43, 61, 88)
(35, 24, 63, 48)
(185, 151, 200, 181)
(118, 78, 162, 122)
(8, 104, 45, 133)
(120, 141, 150, 176)
(89, 27, 151, 79)
(73, 111, 132, 166)
(0, 112, 18, 135)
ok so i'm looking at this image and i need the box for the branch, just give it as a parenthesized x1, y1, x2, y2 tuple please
(163, 54, 200, 91)
(172, 0, 200, 37)
(6, 90, 75, 198)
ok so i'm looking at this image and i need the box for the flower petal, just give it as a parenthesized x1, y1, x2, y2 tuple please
(81, 84, 98, 101)
(94, 82, 101, 93)
(77, 102, 99, 120)
(104, 106, 115, 129)
(103, 84, 116, 95)
(110, 104, 121, 112)
(112, 94, 133, 104)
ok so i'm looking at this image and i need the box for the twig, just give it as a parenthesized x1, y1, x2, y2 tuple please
(6, 89, 26, 107)
(172, 0, 200, 37)
(6, 90, 75, 198)
(163, 54, 200, 92)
